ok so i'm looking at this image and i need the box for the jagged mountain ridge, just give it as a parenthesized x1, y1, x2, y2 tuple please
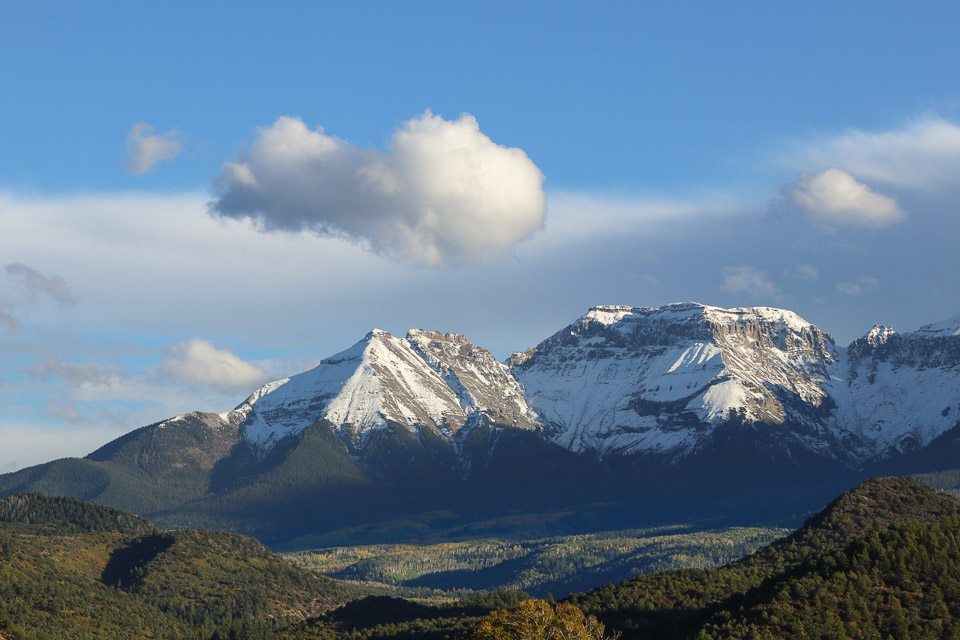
(212, 301, 960, 470)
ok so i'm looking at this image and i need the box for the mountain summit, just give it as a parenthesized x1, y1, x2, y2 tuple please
(512, 302, 838, 460)
(230, 327, 536, 460)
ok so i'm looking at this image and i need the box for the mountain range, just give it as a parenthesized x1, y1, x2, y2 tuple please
(3, 302, 960, 544)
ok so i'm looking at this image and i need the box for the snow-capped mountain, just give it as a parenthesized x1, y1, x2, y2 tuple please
(829, 315, 960, 461)
(218, 301, 960, 471)
(510, 303, 840, 461)
(229, 328, 536, 458)
(511, 303, 960, 467)
(4, 302, 960, 543)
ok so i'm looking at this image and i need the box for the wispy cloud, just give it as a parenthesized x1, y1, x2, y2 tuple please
(786, 118, 960, 193)
(210, 112, 546, 266)
(4, 263, 76, 304)
(719, 265, 780, 299)
(783, 264, 819, 282)
(836, 276, 880, 296)
(0, 306, 20, 332)
(543, 191, 741, 241)
(125, 122, 183, 175)
(22, 355, 120, 389)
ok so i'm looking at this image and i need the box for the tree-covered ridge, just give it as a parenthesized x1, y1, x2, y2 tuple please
(566, 477, 960, 639)
(0, 493, 156, 535)
(737, 474, 960, 572)
(697, 517, 960, 638)
(126, 529, 350, 620)
(0, 494, 351, 639)
(286, 526, 787, 599)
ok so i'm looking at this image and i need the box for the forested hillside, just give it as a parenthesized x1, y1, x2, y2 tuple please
(5, 478, 960, 639)
(567, 476, 960, 639)
(0, 493, 349, 640)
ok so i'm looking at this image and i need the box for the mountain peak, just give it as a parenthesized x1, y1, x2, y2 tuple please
(231, 324, 536, 457)
(916, 313, 960, 337)
(865, 324, 897, 345)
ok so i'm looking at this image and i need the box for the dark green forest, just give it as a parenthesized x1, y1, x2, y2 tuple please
(0, 493, 349, 640)
(4, 476, 960, 639)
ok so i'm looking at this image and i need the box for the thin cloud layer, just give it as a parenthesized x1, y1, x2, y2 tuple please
(771, 168, 904, 228)
(793, 119, 960, 192)
(836, 276, 880, 296)
(784, 264, 819, 282)
(22, 355, 119, 389)
(719, 266, 780, 299)
(0, 309, 20, 332)
(4, 263, 76, 304)
(125, 122, 182, 175)
(211, 112, 546, 266)
(159, 339, 268, 392)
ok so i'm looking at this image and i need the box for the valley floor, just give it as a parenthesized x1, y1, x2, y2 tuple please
(283, 525, 788, 601)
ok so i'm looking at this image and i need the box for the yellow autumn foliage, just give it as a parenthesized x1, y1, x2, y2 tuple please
(461, 600, 618, 640)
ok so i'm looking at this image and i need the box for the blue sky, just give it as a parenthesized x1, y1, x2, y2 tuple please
(2, 2, 960, 470)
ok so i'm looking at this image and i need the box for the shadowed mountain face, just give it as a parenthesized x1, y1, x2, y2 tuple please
(2, 303, 960, 545)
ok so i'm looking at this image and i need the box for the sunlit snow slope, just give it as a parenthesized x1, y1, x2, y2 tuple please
(230, 328, 535, 457)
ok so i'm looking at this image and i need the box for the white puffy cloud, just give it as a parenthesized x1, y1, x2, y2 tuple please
(719, 266, 780, 299)
(158, 339, 268, 391)
(5, 262, 76, 304)
(211, 112, 546, 266)
(125, 122, 182, 175)
(771, 168, 904, 228)
(836, 276, 880, 296)
(791, 118, 960, 192)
